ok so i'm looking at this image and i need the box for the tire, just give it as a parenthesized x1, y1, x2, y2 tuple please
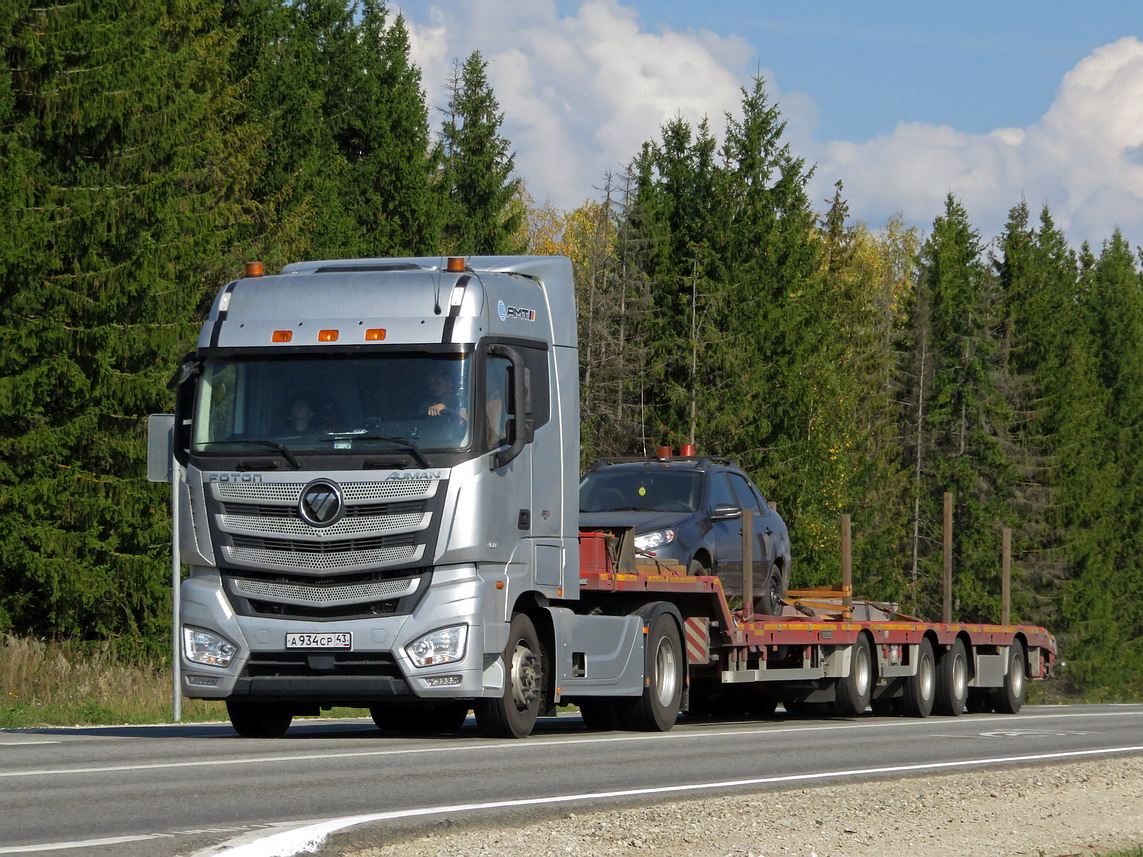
(835, 635, 873, 716)
(688, 558, 711, 576)
(226, 701, 292, 738)
(934, 639, 969, 716)
(370, 702, 470, 734)
(897, 638, 936, 718)
(577, 698, 622, 731)
(617, 612, 683, 731)
(756, 565, 785, 616)
(992, 642, 1026, 714)
(475, 612, 545, 738)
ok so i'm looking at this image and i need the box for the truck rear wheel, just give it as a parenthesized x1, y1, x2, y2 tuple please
(476, 612, 545, 738)
(992, 642, 1026, 714)
(618, 613, 683, 731)
(897, 638, 936, 717)
(935, 639, 969, 716)
(226, 701, 292, 738)
(835, 635, 873, 716)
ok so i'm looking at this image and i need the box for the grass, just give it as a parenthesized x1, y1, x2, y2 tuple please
(0, 634, 225, 728)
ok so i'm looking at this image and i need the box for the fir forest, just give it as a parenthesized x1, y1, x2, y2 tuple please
(0, 1, 1140, 704)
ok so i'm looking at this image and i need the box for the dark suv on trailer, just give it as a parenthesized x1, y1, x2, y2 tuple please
(579, 453, 792, 616)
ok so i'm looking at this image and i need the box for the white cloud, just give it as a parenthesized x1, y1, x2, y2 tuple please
(399, 0, 754, 207)
(398, 3, 1143, 247)
(808, 36, 1143, 245)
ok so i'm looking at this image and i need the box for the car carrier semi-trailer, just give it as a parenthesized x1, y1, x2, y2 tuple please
(150, 255, 1056, 738)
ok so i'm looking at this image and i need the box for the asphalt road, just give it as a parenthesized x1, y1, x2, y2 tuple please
(1, 704, 1141, 857)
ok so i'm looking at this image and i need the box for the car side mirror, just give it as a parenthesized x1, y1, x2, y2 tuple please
(711, 503, 742, 521)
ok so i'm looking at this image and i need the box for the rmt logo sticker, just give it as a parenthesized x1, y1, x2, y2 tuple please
(497, 299, 536, 322)
(298, 479, 344, 527)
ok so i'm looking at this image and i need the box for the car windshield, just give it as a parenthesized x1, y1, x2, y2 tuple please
(192, 352, 472, 455)
(580, 470, 703, 513)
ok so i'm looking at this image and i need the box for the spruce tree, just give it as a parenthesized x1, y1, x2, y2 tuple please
(0, 0, 255, 646)
(436, 51, 522, 254)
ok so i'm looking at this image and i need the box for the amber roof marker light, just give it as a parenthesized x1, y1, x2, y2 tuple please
(245, 261, 265, 277)
(446, 256, 467, 273)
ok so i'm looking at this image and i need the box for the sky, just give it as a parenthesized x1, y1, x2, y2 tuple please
(394, 0, 1143, 248)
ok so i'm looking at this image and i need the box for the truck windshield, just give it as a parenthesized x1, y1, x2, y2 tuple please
(191, 352, 473, 455)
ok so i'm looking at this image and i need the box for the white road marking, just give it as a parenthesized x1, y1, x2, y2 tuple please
(188, 744, 1143, 857)
(2, 707, 1139, 779)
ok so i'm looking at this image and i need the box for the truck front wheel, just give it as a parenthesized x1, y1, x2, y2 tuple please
(476, 612, 545, 738)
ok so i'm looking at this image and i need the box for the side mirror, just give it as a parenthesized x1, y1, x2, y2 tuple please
(147, 414, 175, 483)
(711, 503, 742, 521)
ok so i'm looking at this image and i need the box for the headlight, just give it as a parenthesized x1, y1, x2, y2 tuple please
(183, 627, 238, 668)
(406, 625, 468, 668)
(634, 528, 676, 552)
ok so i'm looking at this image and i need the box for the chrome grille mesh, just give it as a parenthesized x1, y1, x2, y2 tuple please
(220, 512, 426, 539)
(231, 576, 418, 605)
(226, 544, 421, 571)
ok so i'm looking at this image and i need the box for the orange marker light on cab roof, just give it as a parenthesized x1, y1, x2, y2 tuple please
(245, 261, 264, 277)
(365, 328, 386, 341)
(272, 330, 293, 342)
(446, 256, 466, 273)
(318, 329, 339, 342)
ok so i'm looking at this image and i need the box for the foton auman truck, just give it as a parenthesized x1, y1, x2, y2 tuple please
(150, 255, 1056, 738)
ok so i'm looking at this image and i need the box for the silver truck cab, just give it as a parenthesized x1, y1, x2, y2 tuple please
(161, 256, 590, 736)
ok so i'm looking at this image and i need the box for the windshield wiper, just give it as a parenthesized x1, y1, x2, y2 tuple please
(347, 435, 429, 468)
(199, 440, 301, 471)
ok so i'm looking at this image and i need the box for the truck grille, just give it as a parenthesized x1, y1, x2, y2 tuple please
(223, 570, 426, 620)
(206, 475, 444, 574)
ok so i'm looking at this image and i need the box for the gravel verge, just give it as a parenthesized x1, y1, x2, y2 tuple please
(332, 756, 1142, 857)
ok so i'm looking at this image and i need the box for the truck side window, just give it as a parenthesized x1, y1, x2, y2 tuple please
(484, 356, 510, 448)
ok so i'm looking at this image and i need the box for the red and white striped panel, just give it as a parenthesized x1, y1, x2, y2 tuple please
(684, 617, 710, 664)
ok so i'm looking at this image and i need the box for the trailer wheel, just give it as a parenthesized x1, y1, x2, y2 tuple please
(897, 638, 936, 717)
(992, 642, 1026, 714)
(835, 635, 873, 716)
(618, 613, 683, 731)
(226, 701, 292, 738)
(476, 612, 545, 738)
(935, 639, 969, 716)
(370, 702, 469, 734)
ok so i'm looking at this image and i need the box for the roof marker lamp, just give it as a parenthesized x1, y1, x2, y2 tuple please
(272, 330, 293, 342)
(365, 328, 386, 341)
(318, 329, 339, 342)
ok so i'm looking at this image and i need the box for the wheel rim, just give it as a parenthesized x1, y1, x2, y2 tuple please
(509, 641, 540, 711)
(1011, 651, 1025, 697)
(854, 645, 871, 696)
(919, 653, 935, 700)
(952, 653, 967, 698)
(654, 636, 680, 707)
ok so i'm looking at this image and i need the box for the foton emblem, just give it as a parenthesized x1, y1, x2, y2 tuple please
(299, 479, 344, 527)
